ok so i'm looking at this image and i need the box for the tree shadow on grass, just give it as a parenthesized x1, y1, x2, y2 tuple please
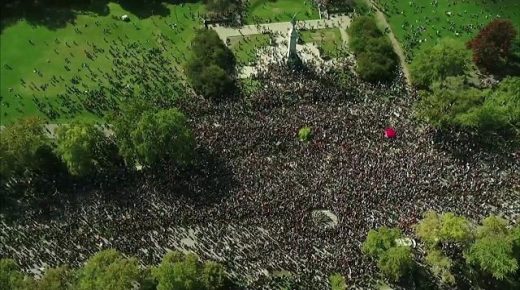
(0, 0, 176, 33)
(1, 0, 111, 32)
(118, 0, 171, 19)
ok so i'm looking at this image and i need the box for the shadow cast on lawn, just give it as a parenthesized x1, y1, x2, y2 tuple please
(0, 0, 176, 32)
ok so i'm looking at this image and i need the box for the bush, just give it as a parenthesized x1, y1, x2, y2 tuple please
(329, 273, 347, 290)
(348, 16, 397, 82)
(298, 126, 312, 142)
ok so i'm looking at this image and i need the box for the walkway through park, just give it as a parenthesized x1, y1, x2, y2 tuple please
(211, 15, 352, 45)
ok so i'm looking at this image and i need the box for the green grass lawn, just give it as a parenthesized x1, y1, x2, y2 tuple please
(245, 0, 320, 24)
(0, 2, 204, 125)
(374, 0, 520, 59)
(229, 34, 271, 65)
(300, 28, 343, 59)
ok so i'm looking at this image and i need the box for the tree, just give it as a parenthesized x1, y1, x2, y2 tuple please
(467, 19, 518, 72)
(476, 77, 520, 134)
(130, 108, 195, 166)
(197, 64, 234, 99)
(56, 121, 109, 176)
(348, 16, 382, 54)
(76, 249, 140, 290)
(411, 38, 472, 88)
(415, 210, 442, 247)
(465, 216, 518, 280)
(0, 118, 56, 180)
(0, 259, 32, 290)
(362, 227, 402, 258)
(201, 261, 227, 290)
(417, 76, 520, 137)
(416, 76, 485, 129)
(329, 273, 347, 290)
(111, 99, 152, 166)
(466, 235, 518, 280)
(152, 251, 228, 290)
(438, 212, 472, 244)
(415, 211, 473, 247)
(153, 252, 202, 290)
(36, 266, 73, 290)
(356, 48, 397, 82)
(377, 246, 413, 282)
(425, 249, 455, 285)
(185, 29, 236, 99)
(348, 16, 397, 82)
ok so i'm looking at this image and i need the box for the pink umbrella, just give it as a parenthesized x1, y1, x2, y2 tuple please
(385, 127, 396, 139)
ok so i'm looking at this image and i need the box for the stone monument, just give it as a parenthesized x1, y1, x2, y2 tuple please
(286, 14, 299, 61)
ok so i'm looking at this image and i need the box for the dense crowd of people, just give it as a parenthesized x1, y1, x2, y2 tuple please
(1, 63, 519, 288)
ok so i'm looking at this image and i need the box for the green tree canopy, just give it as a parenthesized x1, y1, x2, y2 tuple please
(76, 249, 140, 290)
(0, 118, 56, 180)
(348, 16, 397, 82)
(152, 251, 227, 290)
(329, 273, 347, 290)
(465, 216, 518, 280)
(417, 76, 520, 137)
(425, 249, 455, 285)
(36, 266, 73, 290)
(377, 245, 413, 282)
(411, 38, 472, 88)
(112, 102, 195, 168)
(362, 227, 402, 258)
(415, 211, 473, 247)
(0, 259, 32, 290)
(130, 108, 195, 166)
(185, 29, 236, 99)
(56, 121, 109, 176)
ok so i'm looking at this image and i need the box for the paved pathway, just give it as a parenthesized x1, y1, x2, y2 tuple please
(0, 124, 113, 138)
(211, 16, 351, 44)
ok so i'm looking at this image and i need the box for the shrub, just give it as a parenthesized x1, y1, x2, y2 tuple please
(298, 126, 312, 142)
(329, 273, 347, 290)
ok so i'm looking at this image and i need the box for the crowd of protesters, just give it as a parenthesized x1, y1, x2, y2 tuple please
(1, 62, 519, 288)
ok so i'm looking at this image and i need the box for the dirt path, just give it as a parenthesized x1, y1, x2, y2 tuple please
(365, 0, 412, 85)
